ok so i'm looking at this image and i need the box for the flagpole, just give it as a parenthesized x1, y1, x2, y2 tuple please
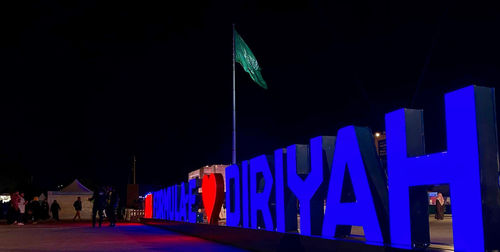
(232, 24, 237, 165)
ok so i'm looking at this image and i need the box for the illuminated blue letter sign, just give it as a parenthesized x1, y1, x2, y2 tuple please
(161, 188, 168, 220)
(153, 188, 167, 220)
(274, 148, 298, 232)
(386, 86, 500, 251)
(166, 186, 173, 220)
(146, 85, 499, 251)
(174, 185, 181, 221)
(226, 164, 241, 227)
(169, 186, 177, 220)
(179, 182, 188, 221)
(242, 160, 251, 228)
(188, 178, 200, 223)
(323, 126, 388, 244)
(250, 155, 275, 231)
(287, 136, 335, 235)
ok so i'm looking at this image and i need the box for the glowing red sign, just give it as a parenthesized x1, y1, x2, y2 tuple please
(201, 173, 224, 224)
(144, 194, 153, 219)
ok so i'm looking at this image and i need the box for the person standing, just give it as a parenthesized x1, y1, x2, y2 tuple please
(89, 186, 106, 228)
(17, 193, 26, 225)
(41, 200, 50, 220)
(51, 200, 61, 221)
(30, 197, 41, 224)
(435, 192, 445, 220)
(73, 197, 82, 221)
(9, 191, 20, 224)
(107, 187, 119, 227)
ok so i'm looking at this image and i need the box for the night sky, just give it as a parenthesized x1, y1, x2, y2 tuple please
(1, 0, 500, 190)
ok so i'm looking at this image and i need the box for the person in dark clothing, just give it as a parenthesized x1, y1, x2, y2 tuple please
(73, 197, 82, 221)
(10, 191, 20, 224)
(0, 202, 8, 220)
(41, 200, 50, 220)
(89, 186, 107, 228)
(50, 200, 61, 221)
(107, 187, 119, 227)
(435, 192, 445, 220)
(30, 197, 41, 224)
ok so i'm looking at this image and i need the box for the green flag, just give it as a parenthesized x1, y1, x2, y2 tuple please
(234, 29, 268, 89)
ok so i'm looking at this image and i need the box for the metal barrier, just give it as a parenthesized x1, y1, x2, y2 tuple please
(125, 208, 144, 222)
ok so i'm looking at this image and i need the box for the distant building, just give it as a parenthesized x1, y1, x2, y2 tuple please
(188, 164, 228, 192)
(374, 131, 387, 169)
(188, 164, 228, 180)
(374, 131, 386, 158)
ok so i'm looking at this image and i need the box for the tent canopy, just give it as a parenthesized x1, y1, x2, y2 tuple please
(38, 193, 46, 201)
(60, 179, 92, 193)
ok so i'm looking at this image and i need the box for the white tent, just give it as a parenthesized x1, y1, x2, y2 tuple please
(60, 180, 92, 193)
(38, 193, 46, 202)
(47, 179, 93, 220)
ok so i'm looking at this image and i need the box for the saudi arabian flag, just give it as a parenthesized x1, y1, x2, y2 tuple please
(234, 29, 268, 89)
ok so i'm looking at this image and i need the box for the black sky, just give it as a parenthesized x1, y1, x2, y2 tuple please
(1, 0, 500, 189)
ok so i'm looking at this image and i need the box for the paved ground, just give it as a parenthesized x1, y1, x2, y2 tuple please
(0, 216, 454, 251)
(429, 215, 453, 250)
(349, 215, 453, 250)
(0, 222, 246, 252)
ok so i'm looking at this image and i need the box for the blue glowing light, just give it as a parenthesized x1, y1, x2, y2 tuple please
(153, 188, 166, 219)
(174, 184, 181, 221)
(386, 86, 486, 251)
(250, 155, 274, 231)
(167, 186, 175, 220)
(188, 178, 199, 223)
(147, 85, 497, 251)
(242, 160, 251, 228)
(179, 182, 188, 221)
(274, 148, 292, 232)
(322, 126, 384, 243)
(225, 164, 241, 227)
(287, 137, 328, 236)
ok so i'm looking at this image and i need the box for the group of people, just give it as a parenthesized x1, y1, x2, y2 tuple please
(7, 191, 61, 225)
(88, 186, 119, 228)
(7, 185, 119, 226)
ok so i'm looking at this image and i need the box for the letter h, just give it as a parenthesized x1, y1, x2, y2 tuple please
(386, 86, 500, 251)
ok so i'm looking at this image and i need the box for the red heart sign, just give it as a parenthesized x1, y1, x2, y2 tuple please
(201, 173, 225, 225)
